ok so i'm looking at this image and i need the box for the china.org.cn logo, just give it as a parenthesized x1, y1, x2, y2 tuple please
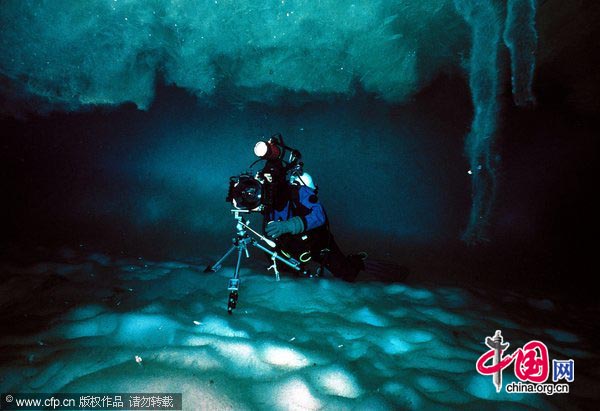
(476, 330, 574, 395)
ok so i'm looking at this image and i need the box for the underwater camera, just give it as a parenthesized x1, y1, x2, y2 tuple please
(226, 134, 302, 212)
(226, 173, 265, 212)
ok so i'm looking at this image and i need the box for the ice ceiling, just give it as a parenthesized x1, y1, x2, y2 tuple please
(0, 0, 537, 242)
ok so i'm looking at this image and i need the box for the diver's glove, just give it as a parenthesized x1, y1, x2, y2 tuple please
(266, 217, 305, 238)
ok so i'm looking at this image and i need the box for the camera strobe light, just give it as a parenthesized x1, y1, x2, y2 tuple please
(254, 141, 268, 157)
(254, 140, 281, 159)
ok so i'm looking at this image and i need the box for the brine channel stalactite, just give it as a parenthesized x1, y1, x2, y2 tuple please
(455, 0, 537, 243)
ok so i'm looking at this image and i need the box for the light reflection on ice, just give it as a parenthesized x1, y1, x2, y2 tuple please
(261, 345, 310, 369)
(0, 253, 593, 410)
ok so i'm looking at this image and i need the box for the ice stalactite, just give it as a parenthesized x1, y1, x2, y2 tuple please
(504, 0, 538, 107)
(453, 0, 502, 243)
(455, 0, 537, 243)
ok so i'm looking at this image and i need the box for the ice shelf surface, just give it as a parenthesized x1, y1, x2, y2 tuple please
(0, 251, 597, 410)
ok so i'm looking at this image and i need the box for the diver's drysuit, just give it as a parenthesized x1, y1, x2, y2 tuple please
(265, 183, 364, 282)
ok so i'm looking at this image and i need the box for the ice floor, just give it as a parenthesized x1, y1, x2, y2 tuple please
(0, 250, 598, 410)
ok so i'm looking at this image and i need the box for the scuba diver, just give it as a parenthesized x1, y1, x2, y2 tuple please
(260, 158, 366, 282)
(213, 133, 402, 313)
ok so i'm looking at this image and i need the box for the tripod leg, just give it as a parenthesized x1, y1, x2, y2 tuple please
(227, 289, 238, 314)
(227, 243, 245, 314)
(251, 240, 310, 276)
(204, 244, 236, 272)
(233, 242, 245, 280)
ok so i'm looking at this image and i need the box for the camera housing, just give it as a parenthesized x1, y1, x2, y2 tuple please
(226, 173, 266, 212)
(226, 134, 302, 212)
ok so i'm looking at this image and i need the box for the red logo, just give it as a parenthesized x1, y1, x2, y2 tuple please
(476, 330, 549, 392)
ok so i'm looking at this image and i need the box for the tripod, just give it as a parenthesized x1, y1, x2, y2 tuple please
(205, 210, 309, 314)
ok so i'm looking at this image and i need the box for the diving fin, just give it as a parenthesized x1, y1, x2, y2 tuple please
(359, 258, 409, 283)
